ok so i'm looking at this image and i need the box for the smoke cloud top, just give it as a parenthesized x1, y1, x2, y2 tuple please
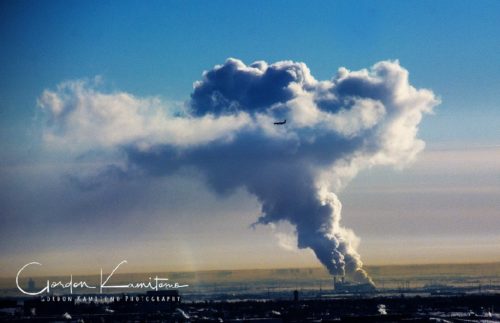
(39, 59, 439, 283)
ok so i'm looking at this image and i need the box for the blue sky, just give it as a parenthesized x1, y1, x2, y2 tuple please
(2, 0, 499, 148)
(0, 1, 499, 276)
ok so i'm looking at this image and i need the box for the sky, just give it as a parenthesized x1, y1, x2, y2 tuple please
(0, 1, 499, 277)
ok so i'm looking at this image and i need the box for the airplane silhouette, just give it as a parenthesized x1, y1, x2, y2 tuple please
(273, 119, 286, 125)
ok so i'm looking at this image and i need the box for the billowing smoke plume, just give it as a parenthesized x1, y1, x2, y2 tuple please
(38, 58, 439, 284)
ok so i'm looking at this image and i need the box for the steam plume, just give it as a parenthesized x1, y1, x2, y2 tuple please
(39, 58, 439, 283)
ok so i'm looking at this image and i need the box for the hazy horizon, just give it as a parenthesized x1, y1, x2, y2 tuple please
(3, 259, 500, 279)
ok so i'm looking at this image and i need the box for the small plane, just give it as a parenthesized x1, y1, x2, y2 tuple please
(273, 119, 286, 125)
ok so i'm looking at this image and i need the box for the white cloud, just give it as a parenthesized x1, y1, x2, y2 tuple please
(38, 78, 253, 152)
(37, 59, 439, 283)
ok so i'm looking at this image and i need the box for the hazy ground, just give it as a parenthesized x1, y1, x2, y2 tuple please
(2, 262, 499, 299)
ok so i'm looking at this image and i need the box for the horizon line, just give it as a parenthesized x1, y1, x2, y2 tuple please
(3, 260, 499, 279)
